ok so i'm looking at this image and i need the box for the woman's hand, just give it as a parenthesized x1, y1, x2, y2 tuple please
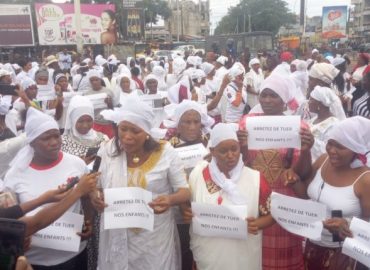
(89, 190, 107, 212)
(15, 256, 33, 270)
(80, 155, 96, 165)
(38, 187, 71, 204)
(237, 129, 248, 148)
(300, 127, 314, 152)
(181, 206, 193, 224)
(283, 168, 300, 186)
(323, 218, 352, 240)
(149, 195, 172, 214)
(75, 172, 100, 197)
(77, 219, 93, 241)
(246, 217, 259, 235)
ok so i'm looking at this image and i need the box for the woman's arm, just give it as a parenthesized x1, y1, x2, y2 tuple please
(149, 188, 190, 214)
(293, 127, 314, 180)
(247, 215, 275, 234)
(207, 75, 229, 111)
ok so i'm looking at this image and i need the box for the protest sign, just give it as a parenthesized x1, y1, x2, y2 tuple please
(271, 192, 326, 240)
(104, 187, 154, 231)
(191, 202, 248, 240)
(246, 115, 301, 150)
(174, 144, 208, 170)
(37, 85, 56, 102)
(31, 211, 84, 252)
(85, 93, 108, 109)
(140, 94, 165, 109)
(342, 217, 370, 267)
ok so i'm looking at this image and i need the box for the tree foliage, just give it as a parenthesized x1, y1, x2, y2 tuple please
(214, 0, 296, 35)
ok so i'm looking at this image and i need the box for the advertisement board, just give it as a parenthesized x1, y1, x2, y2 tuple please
(322, 6, 347, 39)
(0, 5, 34, 46)
(35, 3, 116, 45)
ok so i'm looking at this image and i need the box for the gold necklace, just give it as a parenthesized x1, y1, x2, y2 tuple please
(132, 155, 140, 164)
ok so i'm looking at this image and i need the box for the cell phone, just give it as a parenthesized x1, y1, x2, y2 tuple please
(91, 156, 102, 173)
(0, 218, 26, 270)
(65, 176, 79, 190)
(331, 210, 343, 242)
(0, 84, 18, 96)
(85, 147, 100, 158)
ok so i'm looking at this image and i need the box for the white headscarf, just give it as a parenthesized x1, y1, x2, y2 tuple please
(200, 62, 215, 76)
(64, 95, 97, 141)
(101, 95, 154, 135)
(152, 66, 167, 91)
(190, 69, 206, 83)
(310, 86, 346, 120)
(95, 57, 107, 67)
(249, 58, 260, 68)
(173, 57, 187, 75)
(328, 116, 370, 168)
(87, 69, 102, 81)
(167, 78, 191, 104)
(163, 99, 215, 134)
(216, 56, 228, 66)
(309, 63, 340, 85)
(209, 123, 247, 204)
(290, 59, 308, 97)
(7, 108, 59, 172)
(259, 73, 303, 111)
(228, 62, 245, 81)
(21, 77, 36, 90)
(115, 73, 138, 104)
(187, 56, 198, 67)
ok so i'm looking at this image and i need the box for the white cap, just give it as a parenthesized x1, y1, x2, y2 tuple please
(210, 123, 238, 147)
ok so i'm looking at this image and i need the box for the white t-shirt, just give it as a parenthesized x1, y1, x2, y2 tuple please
(4, 152, 88, 266)
(224, 82, 247, 123)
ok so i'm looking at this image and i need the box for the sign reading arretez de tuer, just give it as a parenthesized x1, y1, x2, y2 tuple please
(122, 0, 142, 8)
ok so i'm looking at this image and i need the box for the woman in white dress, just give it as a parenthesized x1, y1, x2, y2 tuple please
(308, 86, 346, 162)
(90, 95, 190, 270)
(183, 123, 273, 270)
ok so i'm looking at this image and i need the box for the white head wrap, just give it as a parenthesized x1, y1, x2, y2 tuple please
(95, 57, 107, 67)
(163, 99, 215, 134)
(126, 57, 134, 67)
(167, 78, 191, 104)
(209, 123, 246, 204)
(200, 62, 215, 75)
(312, 49, 319, 54)
(327, 116, 370, 168)
(0, 69, 11, 77)
(216, 56, 228, 66)
(0, 95, 11, 115)
(64, 95, 97, 140)
(173, 57, 187, 75)
(187, 56, 198, 67)
(191, 69, 206, 83)
(82, 58, 92, 65)
(108, 54, 117, 62)
(152, 66, 167, 91)
(309, 63, 340, 84)
(8, 108, 59, 172)
(290, 60, 308, 97)
(101, 95, 154, 135)
(228, 62, 245, 81)
(87, 69, 102, 81)
(249, 58, 260, 68)
(21, 77, 36, 90)
(310, 86, 346, 120)
(260, 73, 303, 111)
(117, 64, 131, 75)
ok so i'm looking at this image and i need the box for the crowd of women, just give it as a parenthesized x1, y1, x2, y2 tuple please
(0, 47, 369, 270)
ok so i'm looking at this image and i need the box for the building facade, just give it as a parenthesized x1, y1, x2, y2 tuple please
(166, 0, 210, 39)
(352, 0, 370, 42)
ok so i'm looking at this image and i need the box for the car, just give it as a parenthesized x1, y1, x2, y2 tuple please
(171, 45, 196, 57)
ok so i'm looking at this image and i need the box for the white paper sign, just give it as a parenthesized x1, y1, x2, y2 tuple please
(271, 192, 326, 240)
(174, 143, 208, 169)
(36, 85, 56, 102)
(140, 94, 165, 109)
(246, 115, 301, 150)
(191, 202, 248, 240)
(104, 187, 154, 231)
(31, 211, 84, 252)
(85, 93, 108, 109)
(62, 91, 81, 107)
(342, 217, 370, 267)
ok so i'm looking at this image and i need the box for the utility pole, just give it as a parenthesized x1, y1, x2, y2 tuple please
(74, 0, 83, 54)
(243, 3, 246, 33)
(176, 0, 180, 41)
(248, 14, 252, 33)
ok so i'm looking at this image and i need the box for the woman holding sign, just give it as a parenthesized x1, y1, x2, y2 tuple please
(90, 95, 190, 270)
(286, 116, 370, 270)
(183, 123, 273, 270)
(238, 73, 314, 270)
(164, 100, 214, 270)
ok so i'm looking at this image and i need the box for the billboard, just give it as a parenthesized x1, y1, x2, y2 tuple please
(35, 3, 116, 45)
(121, 8, 145, 41)
(0, 5, 34, 46)
(322, 6, 347, 39)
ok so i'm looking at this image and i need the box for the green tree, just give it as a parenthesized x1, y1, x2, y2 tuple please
(215, 0, 296, 35)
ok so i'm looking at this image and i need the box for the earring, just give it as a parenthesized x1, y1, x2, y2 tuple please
(146, 135, 150, 140)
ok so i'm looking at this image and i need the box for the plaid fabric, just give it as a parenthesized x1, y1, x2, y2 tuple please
(304, 240, 368, 270)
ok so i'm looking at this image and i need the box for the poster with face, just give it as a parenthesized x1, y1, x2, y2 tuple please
(35, 3, 116, 45)
(322, 6, 347, 39)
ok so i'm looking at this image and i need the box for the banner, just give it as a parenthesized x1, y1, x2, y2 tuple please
(31, 212, 84, 252)
(0, 5, 34, 46)
(271, 192, 327, 240)
(342, 218, 370, 268)
(104, 187, 154, 231)
(35, 3, 116, 45)
(246, 115, 301, 150)
(322, 6, 347, 39)
(191, 202, 248, 240)
(121, 8, 145, 41)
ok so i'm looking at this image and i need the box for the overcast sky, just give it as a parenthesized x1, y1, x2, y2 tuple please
(209, 0, 351, 32)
